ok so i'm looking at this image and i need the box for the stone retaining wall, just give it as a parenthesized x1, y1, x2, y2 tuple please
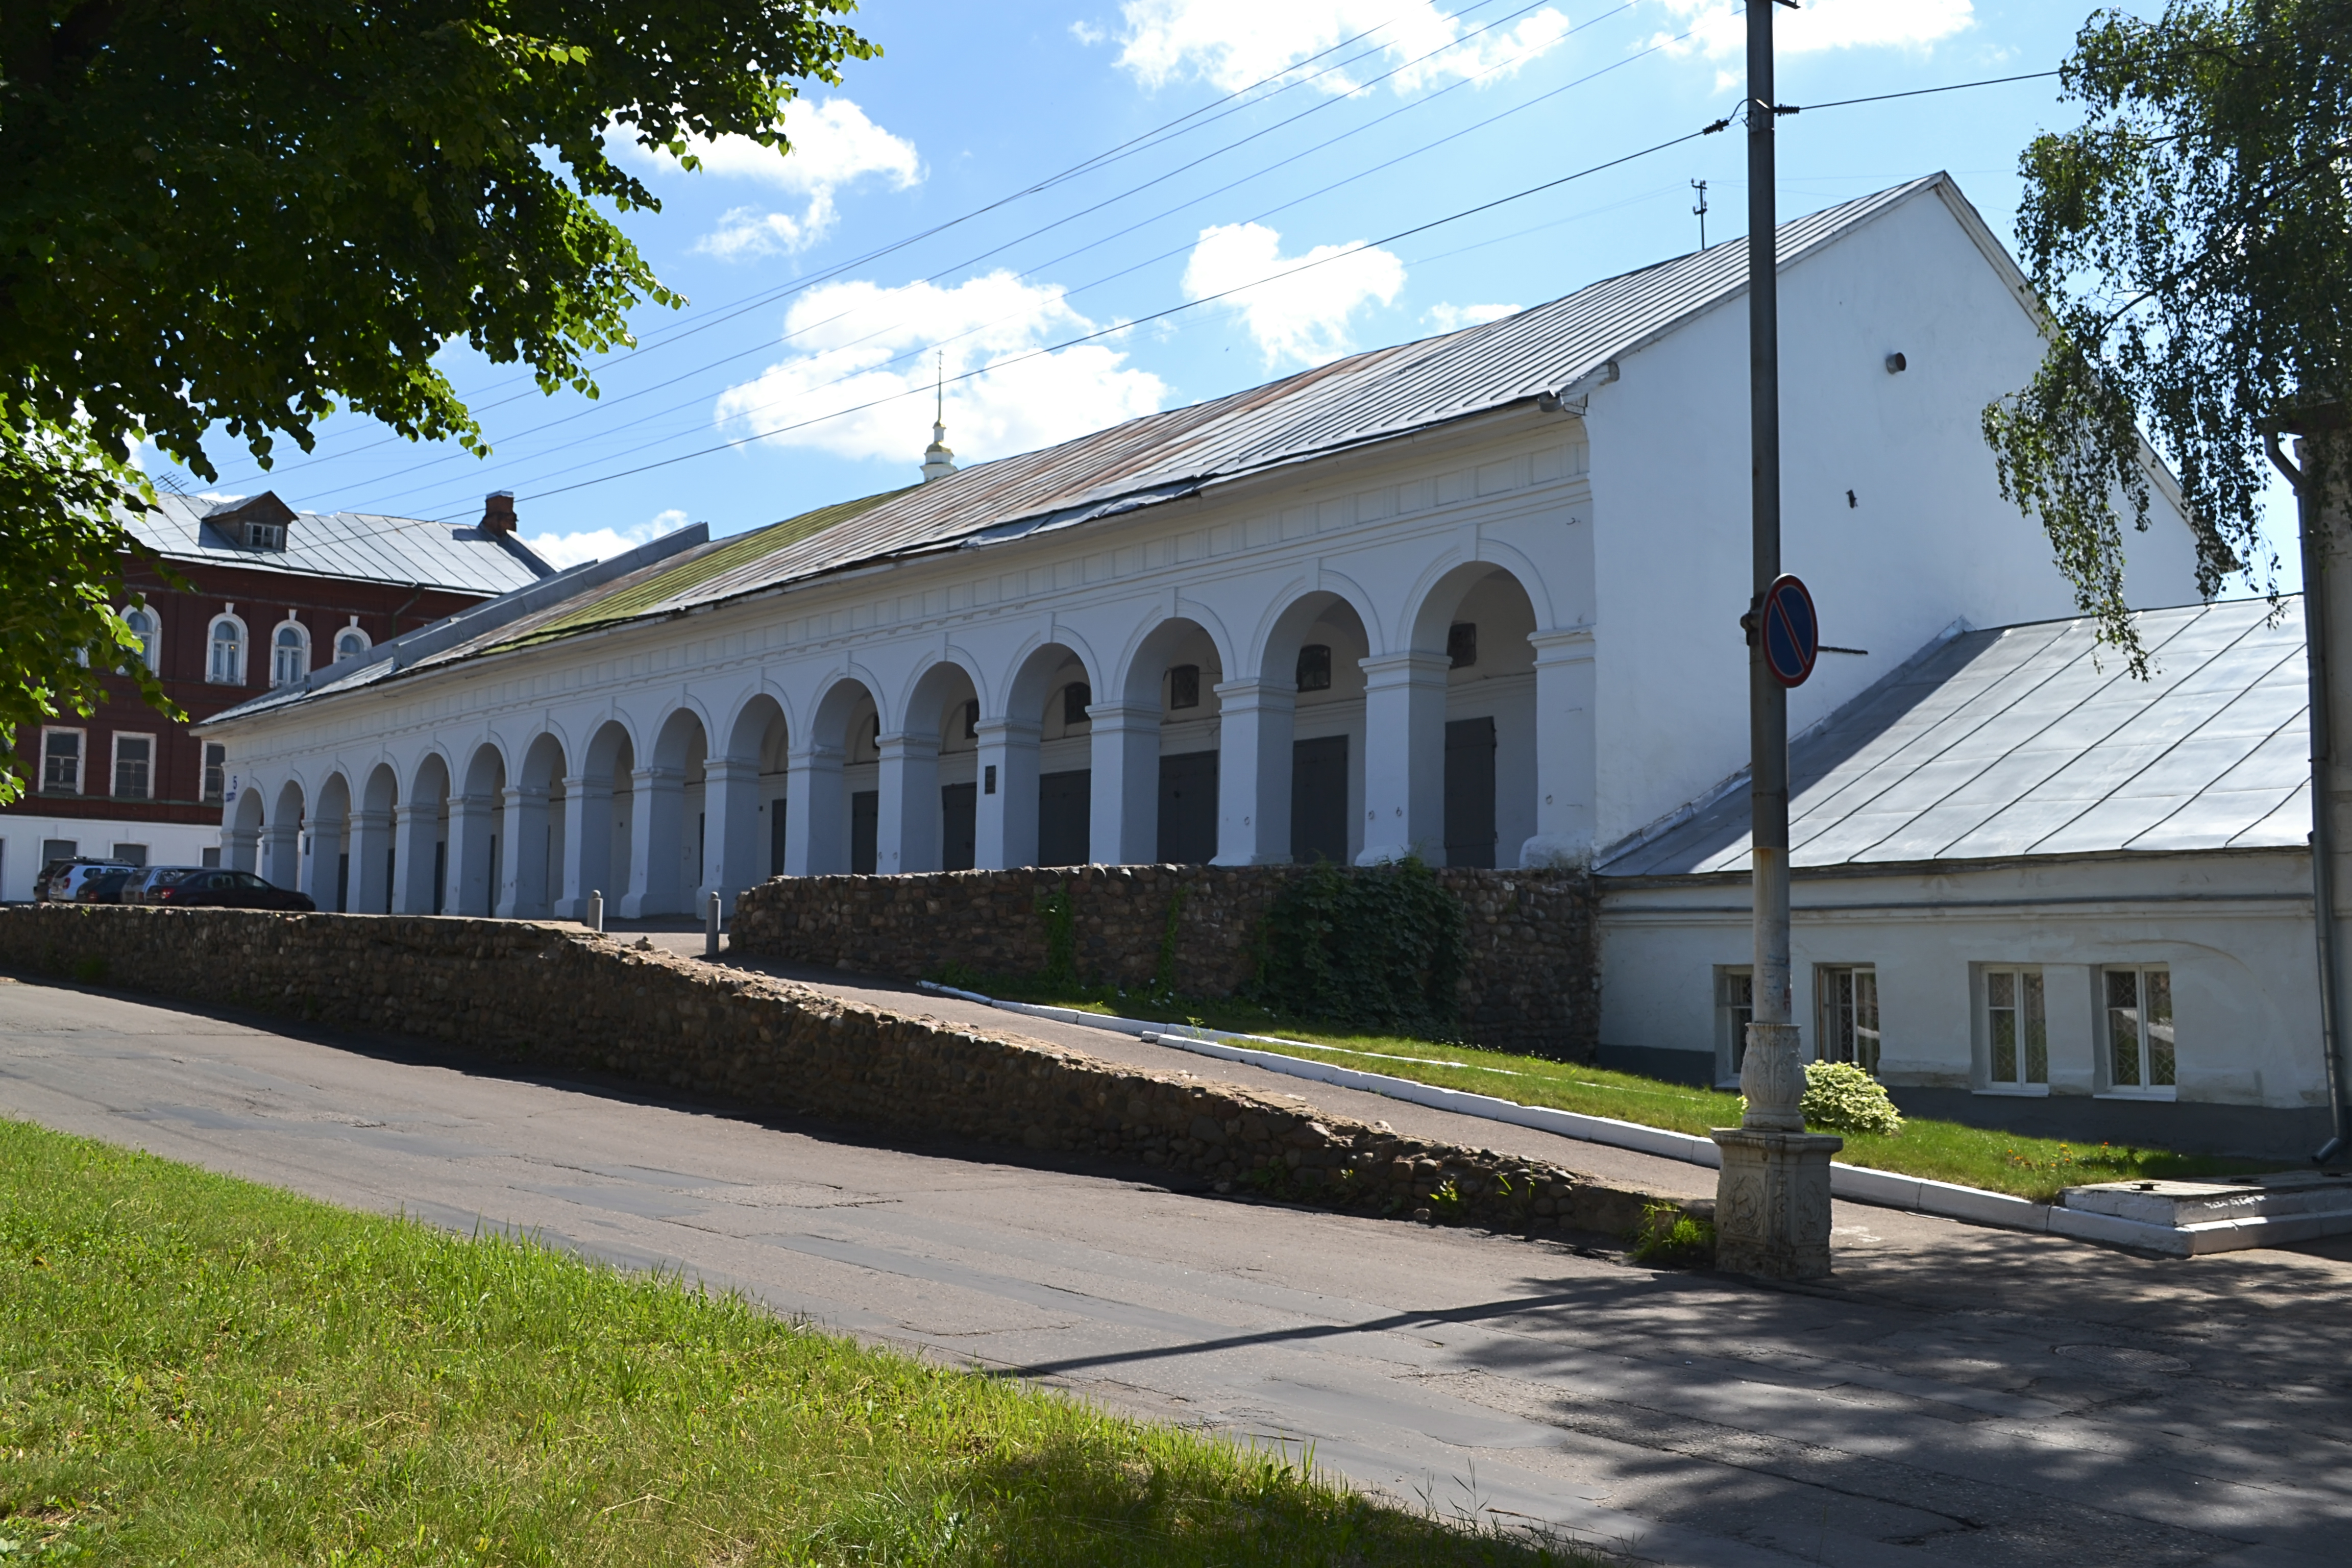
(731, 863, 1598, 1060)
(0, 906, 1665, 1239)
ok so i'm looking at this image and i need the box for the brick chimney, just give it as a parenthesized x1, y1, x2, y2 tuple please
(481, 490, 518, 534)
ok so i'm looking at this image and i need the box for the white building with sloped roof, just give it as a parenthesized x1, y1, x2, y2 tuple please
(197, 174, 2204, 973)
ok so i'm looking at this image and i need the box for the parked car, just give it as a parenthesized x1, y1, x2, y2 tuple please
(120, 866, 207, 905)
(38, 860, 136, 903)
(71, 867, 139, 904)
(141, 868, 316, 912)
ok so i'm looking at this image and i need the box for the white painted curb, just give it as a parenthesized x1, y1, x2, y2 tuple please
(914, 982, 2305, 1256)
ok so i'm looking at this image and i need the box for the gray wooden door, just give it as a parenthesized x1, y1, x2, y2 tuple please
(1157, 750, 1218, 864)
(1443, 716, 1497, 868)
(1290, 734, 1349, 865)
(850, 790, 878, 875)
(1037, 770, 1091, 866)
(941, 782, 976, 871)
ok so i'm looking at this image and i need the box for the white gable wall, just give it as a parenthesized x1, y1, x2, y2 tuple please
(1582, 183, 2200, 853)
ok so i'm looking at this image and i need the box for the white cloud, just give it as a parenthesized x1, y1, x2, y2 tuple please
(1182, 223, 1405, 366)
(712, 274, 1167, 469)
(1424, 302, 1520, 332)
(615, 98, 921, 259)
(524, 507, 690, 570)
(1652, 0, 1973, 87)
(1101, 0, 1573, 95)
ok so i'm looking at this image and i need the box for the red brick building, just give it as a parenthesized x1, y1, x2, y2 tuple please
(8, 489, 550, 896)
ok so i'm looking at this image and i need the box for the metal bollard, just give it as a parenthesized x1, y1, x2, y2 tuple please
(587, 889, 603, 934)
(704, 889, 722, 958)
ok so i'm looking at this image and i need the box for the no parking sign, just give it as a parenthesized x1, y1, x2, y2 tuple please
(1759, 574, 1818, 689)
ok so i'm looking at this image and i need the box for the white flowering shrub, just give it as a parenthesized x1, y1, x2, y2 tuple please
(1801, 1060, 1903, 1137)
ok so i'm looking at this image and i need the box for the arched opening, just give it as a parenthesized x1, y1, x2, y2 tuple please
(1408, 565, 1540, 867)
(449, 744, 506, 916)
(622, 707, 707, 917)
(795, 679, 877, 876)
(724, 695, 789, 887)
(996, 643, 1093, 868)
(227, 779, 266, 874)
(305, 772, 352, 910)
(514, 732, 568, 918)
(399, 752, 451, 915)
(1106, 619, 1224, 865)
(355, 763, 400, 913)
(899, 660, 981, 873)
(1248, 593, 1372, 866)
(577, 721, 634, 914)
(265, 780, 305, 889)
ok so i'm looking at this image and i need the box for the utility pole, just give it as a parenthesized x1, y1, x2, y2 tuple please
(1711, 0, 1840, 1281)
(1691, 179, 1709, 251)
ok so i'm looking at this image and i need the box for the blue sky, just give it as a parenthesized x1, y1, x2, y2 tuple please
(148, 0, 2296, 592)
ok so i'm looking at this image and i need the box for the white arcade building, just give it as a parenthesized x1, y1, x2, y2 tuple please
(200, 175, 2196, 937)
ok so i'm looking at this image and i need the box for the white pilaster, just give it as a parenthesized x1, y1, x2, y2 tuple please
(701, 755, 762, 903)
(1213, 679, 1293, 866)
(350, 807, 395, 915)
(391, 803, 439, 915)
(225, 824, 261, 876)
(497, 785, 550, 918)
(1357, 652, 1450, 865)
(1089, 702, 1162, 867)
(620, 765, 684, 917)
(784, 744, 845, 876)
(300, 812, 344, 908)
(876, 733, 940, 875)
(445, 793, 497, 916)
(555, 775, 609, 919)
(1522, 626, 1597, 868)
(974, 718, 1041, 869)
(261, 822, 300, 889)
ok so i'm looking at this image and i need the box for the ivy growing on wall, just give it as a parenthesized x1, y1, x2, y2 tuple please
(1034, 886, 1077, 987)
(1249, 857, 1466, 1036)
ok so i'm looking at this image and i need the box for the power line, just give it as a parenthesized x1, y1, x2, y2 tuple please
(349, 13, 1671, 518)
(1782, 68, 2061, 115)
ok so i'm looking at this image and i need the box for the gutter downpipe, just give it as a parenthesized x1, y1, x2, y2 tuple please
(2266, 419, 2350, 1165)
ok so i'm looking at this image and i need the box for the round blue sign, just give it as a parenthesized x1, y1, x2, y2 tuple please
(1761, 574, 1818, 688)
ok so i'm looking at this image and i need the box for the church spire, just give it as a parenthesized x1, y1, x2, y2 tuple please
(920, 351, 958, 482)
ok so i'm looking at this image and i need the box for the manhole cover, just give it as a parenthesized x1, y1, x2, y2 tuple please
(2053, 1343, 2191, 1376)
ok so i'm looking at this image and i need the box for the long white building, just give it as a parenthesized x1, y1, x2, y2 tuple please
(199, 175, 2196, 932)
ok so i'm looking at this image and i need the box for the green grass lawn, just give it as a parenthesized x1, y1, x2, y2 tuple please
(0, 1119, 1603, 1566)
(955, 975, 2266, 1204)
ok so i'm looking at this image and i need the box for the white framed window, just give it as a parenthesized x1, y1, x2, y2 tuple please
(244, 520, 286, 550)
(1815, 965, 1881, 1075)
(207, 611, 247, 684)
(2103, 966, 2176, 1096)
(270, 619, 310, 688)
(1981, 967, 2048, 1092)
(1716, 965, 1754, 1077)
(121, 603, 160, 670)
(112, 733, 153, 800)
(40, 727, 83, 794)
(202, 742, 227, 805)
(333, 621, 371, 663)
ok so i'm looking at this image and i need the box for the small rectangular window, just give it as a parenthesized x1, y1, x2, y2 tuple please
(1982, 967, 2048, 1088)
(40, 729, 82, 794)
(112, 842, 148, 867)
(1295, 644, 1332, 693)
(202, 846, 222, 868)
(113, 733, 153, 800)
(202, 742, 227, 805)
(41, 839, 78, 866)
(1169, 664, 1201, 710)
(1815, 964, 1881, 1075)
(1448, 621, 1479, 668)
(1717, 966, 1754, 1075)
(2104, 966, 2175, 1093)
(244, 521, 286, 550)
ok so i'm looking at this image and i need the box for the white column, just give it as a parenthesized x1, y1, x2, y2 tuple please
(1213, 678, 1293, 866)
(620, 765, 683, 916)
(783, 743, 845, 876)
(262, 821, 300, 889)
(1357, 652, 1449, 865)
(300, 812, 344, 907)
(876, 733, 940, 875)
(701, 755, 761, 903)
(555, 775, 609, 919)
(447, 793, 497, 916)
(224, 825, 261, 875)
(1521, 626, 1598, 868)
(1089, 703, 1161, 866)
(350, 807, 395, 914)
(973, 718, 1040, 869)
(392, 803, 438, 914)
(496, 785, 550, 918)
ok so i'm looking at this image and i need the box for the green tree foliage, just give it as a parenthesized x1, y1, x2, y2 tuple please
(1252, 859, 1469, 1037)
(1983, 1, 2350, 673)
(0, 1, 876, 799)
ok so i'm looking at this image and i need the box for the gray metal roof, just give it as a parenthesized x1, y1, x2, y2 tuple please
(1601, 597, 2313, 878)
(130, 491, 553, 596)
(421, 174, 1963, 657)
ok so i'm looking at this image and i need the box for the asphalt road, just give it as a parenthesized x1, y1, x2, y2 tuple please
(3, 972, 2348, 1568)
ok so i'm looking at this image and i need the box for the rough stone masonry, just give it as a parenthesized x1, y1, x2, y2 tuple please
(731, 862, 1599, 1060)
(0, 906, 1670, 1239)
